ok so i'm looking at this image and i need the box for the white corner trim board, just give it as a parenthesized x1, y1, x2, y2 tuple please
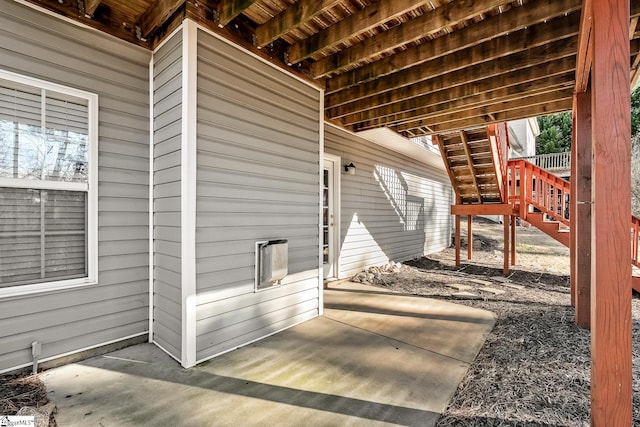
(180, 19, 198, 368)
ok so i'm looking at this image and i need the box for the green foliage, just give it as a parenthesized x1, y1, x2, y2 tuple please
(631, 85, 640, 137)
(536, 112, 572, 155)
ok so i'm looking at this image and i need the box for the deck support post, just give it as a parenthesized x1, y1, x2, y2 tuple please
(570, 121, 577, 307)
(574, 90, 592, 328)
(510, 215, 516, 266)
(503, 215, 509, 275)
(589, 0, 632, 423)
(455, 214, 461, 266)
(467, 215, 473, 260)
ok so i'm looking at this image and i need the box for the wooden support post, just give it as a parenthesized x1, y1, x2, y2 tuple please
(590, 0, 632, 424)
(510, 215, 516, 266)
(575, 90, 592, 328)
(570, 108, 577, 308)
(467, 215, 473, 260)
(455, 214, 461, 266)
(503, 215, 509, 275)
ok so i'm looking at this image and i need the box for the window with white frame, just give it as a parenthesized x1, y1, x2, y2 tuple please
(0, 70, 97, 294)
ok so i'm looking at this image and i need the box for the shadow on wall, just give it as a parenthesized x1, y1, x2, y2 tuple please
(374, 165, 425, 232)
(337, 163, 450, 277)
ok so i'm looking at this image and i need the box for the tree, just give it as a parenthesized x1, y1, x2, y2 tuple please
(631, 85, 640, 137)
(536, 112, 572, 155)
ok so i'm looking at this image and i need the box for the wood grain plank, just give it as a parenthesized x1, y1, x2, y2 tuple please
(287, 0, 432, 64)
(255, 0, 343, 47)
(325, 0, 582, 93)
(590, 0, 632, 424)
(311, 0, 508, 77)
(574, 89, 592, 328)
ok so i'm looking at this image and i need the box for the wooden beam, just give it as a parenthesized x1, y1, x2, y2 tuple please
(139, 0, 186, 38)
(398, 98, 573, 135)
(343, 68, 575, 129)
(325, 0, 582, 93)
(468, 216, 473, 260)
(574, 89, 592, 328)
(327, 15, 579, 116)
(455, 214, 462, 267)
(255, 0, 343, 47)
(22, 0, 146, 47)
(84, 0, 101, 16)
(590, 0, 632, 423)
(575, 0, 593, 92)
(392, 90, 574, 132)
(218, 0, 259, 27)
(326, 39, 577, 116)
(311, 0, 508, 77)
(384, 87, 573, 130)
(510, 215, 516, 266)
(503, 215, 509, 275)
(570, 108, 577, 308)
(434, 135, 461, 201)
(342, 73, 575, 129)
(460, 131, 483, 203)
(287, 0, 432, 64)
(630, 51, 640, 86)
(451, 204, 514, 215)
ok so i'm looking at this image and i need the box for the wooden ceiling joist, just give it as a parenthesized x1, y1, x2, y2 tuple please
(255, 0, 344, 47)
(218, 0, 260, 27)
(84, 0, 101, 17)
(311, 0, 509, 78)
(327, 39, 577, 119)
(344, 72, 575, 129)
(397, 98, 573, 135)
(21, 0, 640, 142)
(392, 88, 575, 130)
(324, 0, 582, 93)
(325, 13, 580, 111)
(287, 0, 433, 64)
(139, 0, 186, 38)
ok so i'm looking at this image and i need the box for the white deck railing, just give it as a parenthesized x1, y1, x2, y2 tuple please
(512, 152, 571, 173)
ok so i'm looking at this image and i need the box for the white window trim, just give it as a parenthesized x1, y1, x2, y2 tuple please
(0, 69, 98, 299)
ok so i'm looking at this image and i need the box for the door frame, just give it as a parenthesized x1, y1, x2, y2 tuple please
(323, 153, 341, 279)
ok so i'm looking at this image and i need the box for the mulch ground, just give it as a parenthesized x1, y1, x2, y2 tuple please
(356, 219, 640, 426)
(1, 219, 638, 426)
(0, 370, 56, 426)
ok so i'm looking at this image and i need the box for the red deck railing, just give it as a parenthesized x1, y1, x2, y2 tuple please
(507, 159, 571, 227)
(506, 157, 640, 268)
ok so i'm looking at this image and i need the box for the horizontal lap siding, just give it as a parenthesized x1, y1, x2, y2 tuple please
(195, 30, 320, 362)
(152, 29, 183, 360)
(324, 125, 452, 278)
(0, 1, 150, 372)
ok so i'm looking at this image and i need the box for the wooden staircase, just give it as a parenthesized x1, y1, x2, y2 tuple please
(435, 128, 503, 204)
(436, 122, 640, 293)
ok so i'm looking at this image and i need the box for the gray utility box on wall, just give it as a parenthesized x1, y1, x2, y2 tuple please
(255, 240, 288, 291)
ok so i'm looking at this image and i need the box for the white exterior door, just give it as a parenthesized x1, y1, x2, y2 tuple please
(323, 156, 339, 278)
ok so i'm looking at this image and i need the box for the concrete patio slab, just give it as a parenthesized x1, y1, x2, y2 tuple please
(42, 282, 495, 427)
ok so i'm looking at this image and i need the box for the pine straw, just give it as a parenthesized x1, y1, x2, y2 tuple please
(366, 257, 640, 426)
(0, 371, 51, 417)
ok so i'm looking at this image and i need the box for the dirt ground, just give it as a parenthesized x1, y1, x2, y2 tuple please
(355, 217, 640, 426)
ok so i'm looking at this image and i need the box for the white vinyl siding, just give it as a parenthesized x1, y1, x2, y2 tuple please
(152, 29, 183, 361)
(0, 0, 150, 373)
(324, 125, 452, 278)
(194, 29, 321, 362)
